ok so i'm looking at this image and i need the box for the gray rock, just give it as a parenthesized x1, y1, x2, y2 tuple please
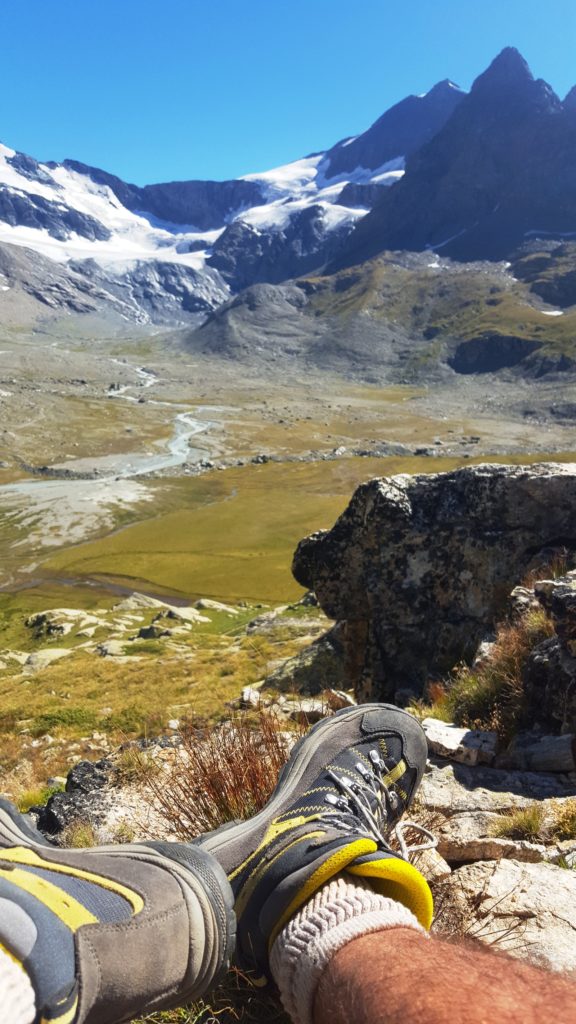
(293, 464, 576, 701)
(263, 624, 345, 695)
(422, 718, 498, 766)
(97, 640, 127, 657)
(194, 598, 239, 615)
(138, 624, 171, 640)
(523, 637, 576, 734)
(434, 859, 576, 974)
(435, 811, 548, 863)
(420, 760, 576, 816)
(535, 572, 576, 655)
(25, 649, 72, 671)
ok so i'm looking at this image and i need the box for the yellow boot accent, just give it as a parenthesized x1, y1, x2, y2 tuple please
(348, 856, 433, 930)
(40, 998, 78, 1024)
(0, 867, 97, 931)
(268, 837, 377, 949)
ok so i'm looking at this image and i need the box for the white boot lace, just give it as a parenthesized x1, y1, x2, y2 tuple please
(319, 747, 437, 861)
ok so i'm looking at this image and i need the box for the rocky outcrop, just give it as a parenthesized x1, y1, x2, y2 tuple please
(207, 206, 356, 290)
(324, 79, 465, 180)
(522, 572, 576, 734)
(293, 463, 576, 703)
(334, 47, 576, 267)
(0, 186, 111, 242)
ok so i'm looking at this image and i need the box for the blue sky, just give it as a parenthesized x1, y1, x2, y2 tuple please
(2, 0, 575, 185)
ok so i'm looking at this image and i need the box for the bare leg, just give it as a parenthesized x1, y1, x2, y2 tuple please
(315, 928, 576, 1024)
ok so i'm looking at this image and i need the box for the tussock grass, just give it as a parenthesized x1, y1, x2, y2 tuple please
(550, 799, 576, 841)
(134, 712, 304, 1024)
(144, 711, 303, 840)
(488, 799, 576, 844)
(61, 820, 97, 848)
(16, 782, 65, 813)
(490, 804, 546, 842)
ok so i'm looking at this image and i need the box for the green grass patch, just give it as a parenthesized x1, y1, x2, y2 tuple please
(31, 706, 100, 737)
(35, 455, 576, 607)
(440, 608, 555, 740)
(17, 783, 65, 812)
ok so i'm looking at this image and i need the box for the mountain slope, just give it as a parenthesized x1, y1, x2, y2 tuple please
(188, 248, 576, 381)
(324, 79, 464, 178)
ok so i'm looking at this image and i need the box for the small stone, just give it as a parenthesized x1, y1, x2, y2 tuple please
(422, 719, 498, 766)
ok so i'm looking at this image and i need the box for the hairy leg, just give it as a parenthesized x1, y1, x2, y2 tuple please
(315, 928, 576, 1024)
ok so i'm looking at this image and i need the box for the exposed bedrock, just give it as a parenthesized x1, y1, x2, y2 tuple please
(292, 463, 576, 703)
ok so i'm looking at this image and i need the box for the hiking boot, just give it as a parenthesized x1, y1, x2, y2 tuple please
(0, 798, 52, 850)
(195, 702, 435, 980)
(0, 836, 235, 1022)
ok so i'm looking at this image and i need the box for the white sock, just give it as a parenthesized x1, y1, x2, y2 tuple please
(0, 946, 36, 1024)
(270, 873, 426, 1024)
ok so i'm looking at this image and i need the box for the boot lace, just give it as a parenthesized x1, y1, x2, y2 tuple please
(319, 748, 437, 862)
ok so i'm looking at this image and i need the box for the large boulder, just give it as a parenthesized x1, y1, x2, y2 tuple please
(293, 464, 576, 703)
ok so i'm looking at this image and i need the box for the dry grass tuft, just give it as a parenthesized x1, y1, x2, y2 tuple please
(489, 804, 546, 842)
(441, 608, 555, 740)
(144, 711, 304, 841)
(550, 799, 576, 841)
(135, 967, 290, 1024)
(60, 820, 97, 848)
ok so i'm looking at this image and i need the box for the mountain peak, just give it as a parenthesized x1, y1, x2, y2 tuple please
(472, 47, 534, 92)
(426, 79, 463, 98)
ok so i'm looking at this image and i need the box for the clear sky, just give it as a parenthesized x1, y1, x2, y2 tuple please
(1, 0, 575, 185)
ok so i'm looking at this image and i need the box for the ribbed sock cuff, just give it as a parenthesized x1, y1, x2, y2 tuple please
(0, 946, 36, 1024)
(270, 873, 426, 1024)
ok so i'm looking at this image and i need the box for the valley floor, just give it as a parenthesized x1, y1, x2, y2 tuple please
(1, 319, 575, 798)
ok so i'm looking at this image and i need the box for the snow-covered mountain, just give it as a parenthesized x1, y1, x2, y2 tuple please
(0, 80, 465, 324)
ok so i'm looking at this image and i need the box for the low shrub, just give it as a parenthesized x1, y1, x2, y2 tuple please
(30, 707, 99, 737)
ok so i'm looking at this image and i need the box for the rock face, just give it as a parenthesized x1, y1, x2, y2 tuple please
(335, 47, 576, 267)
(292, 463, 576, 702)
(324, 80, 465, 180)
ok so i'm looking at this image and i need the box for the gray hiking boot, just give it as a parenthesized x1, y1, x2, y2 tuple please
(195, 702, 435, 980)
(0, 836, 235, 1022)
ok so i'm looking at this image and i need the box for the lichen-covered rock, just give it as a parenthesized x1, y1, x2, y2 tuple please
(514, 572, 576, 733)
(293, 463, 576, 702)
(523, 637, 576, 734)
